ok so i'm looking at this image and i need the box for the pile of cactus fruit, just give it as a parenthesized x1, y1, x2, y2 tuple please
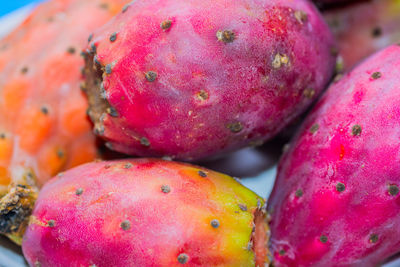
(0, 0, 399, 266)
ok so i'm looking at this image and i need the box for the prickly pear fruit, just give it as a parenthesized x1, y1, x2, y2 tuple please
(83, 0, 336, 161)
(22, 159, 270, 267)
(268, 45, 400, 267)
(324, 0, 400, 72)
(0, 0, 129, 244)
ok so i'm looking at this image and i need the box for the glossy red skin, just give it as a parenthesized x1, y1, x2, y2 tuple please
(88, 0, 336, 161)
(22, 159, 268, 267)
(268, 45, 400, 267)
(324, 0, 400, 72)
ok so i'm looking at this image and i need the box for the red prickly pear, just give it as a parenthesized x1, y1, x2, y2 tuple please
(83, 0, 336, 161)
(0, 0, 130, 244)
(324, 0, 400, 73)
(268, 45, 400, 267)
(22, 159, 270, 267)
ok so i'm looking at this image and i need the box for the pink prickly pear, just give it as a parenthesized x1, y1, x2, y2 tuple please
(83, 0, 336, 161)
(22, 159, 270, 267)
(268, 45, 400, 267)
(324, 0, 400, 72)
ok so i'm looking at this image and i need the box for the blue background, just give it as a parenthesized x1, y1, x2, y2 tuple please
(0, 1, 43, 17)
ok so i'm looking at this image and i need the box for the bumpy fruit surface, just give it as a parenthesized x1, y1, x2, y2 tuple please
(0, 0, 129, 243)
(84, 0, 336, 161)
(22, 159, 270, 267)
(268, 45, 400, 267)
(324, 0, 400, 72)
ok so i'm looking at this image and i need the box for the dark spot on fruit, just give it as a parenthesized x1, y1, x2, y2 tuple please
(352, 125, 362, 136)
(57, 149, 64, 158)
(0, 44, 8, 52)
(90, 43, 97, 54)
(272, 53, 289, 69)
(196, 90, 209, 101)
(334, 74, 343, 83)
(216, 30, 235, 43)
(27, 171, 34, 179)
(227, 122, 243, 133)
(310, 124, 319, 134)
(79, 82, 87, 92)
(369, 234, 379, 243)
(110, 32, 117, 42)
(100, 83, 108, 99)
(88, 34, 93, 43)
(124, 163, 133, 169)
(211, 219, 220, 228)
(282, 144, 290, 153)
(238, 204, 247, 211)
(67, 47, 76, 54)
(371, 27, 382, 38)
(336, 182, 345, 192)
(246, 241, 253, 251)
(177, 253, 189, 264)
(303, 88, 315, 99)
(122, 4, 130, 13)
(0, 44, 8, 51)
(371, 72, 381, 79)
(140, 137, 150, 147)
(0, 133, 5, 139)
(75, 188, 83, 196)
(120, 220, 131, 230)
(47, 220, 55, 227)
(99, 3, 108, 9)
(21, 66, 28, 74)
(80, 51, 88, 60)
(320, 235, 328, 243)
(40, 106, 49, 115)
(295, 189, 303, 197)
(161, 20, 172, 30)
(105, 64, 112, 75)
(145, 71, 157, 82)
(198, 170, 207, 177)
(279, 250, 286, 256)
(106, 107, 118, 117)
(294, 10, 308, 24)
(104, 164, 111, 169)
(93, 56, 101, 66)
(161, 185, 171, 193)
(94, 124, 105, 136)
(389, 185, 399, 196)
